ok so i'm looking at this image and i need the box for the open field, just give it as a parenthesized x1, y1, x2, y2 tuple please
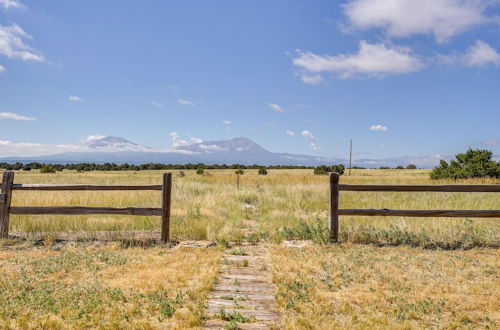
(8, 169, 499, 248)
(1, 169, 498, 329)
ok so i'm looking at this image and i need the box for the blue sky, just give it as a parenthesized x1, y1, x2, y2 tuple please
(0, 0, 499, 160)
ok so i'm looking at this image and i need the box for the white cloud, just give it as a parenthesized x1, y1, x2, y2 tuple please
(462, 40, 500, 66)
(151, 101, 165, 108)
(370, 124, 388, 131)
(301, 130, 315, 139)
(268, 103, 284, 112)
(0, 24, 45, 62)
(178, 98, 195, 107)
(0, 64, 5, 72)
(298, 74, 324, 85)
(343, 0, 495, 42)
(68, 95, 83, 102)
(191, 137, 203, 144)
(293, 41, 424, 79)
(309, 143, 321, 151)
(286, 130, 295, 136)
(223, 120, 231, 125)
(169, 132, 189, 148)
(0, 0, 23, 10)
(0, 111, 36, 121)
(81, 134, 106, 143)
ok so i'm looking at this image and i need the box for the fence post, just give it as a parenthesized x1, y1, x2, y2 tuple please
(0, 171, 14, 238)
(328, 172, 339, 242)
(161, 172, 172, 243)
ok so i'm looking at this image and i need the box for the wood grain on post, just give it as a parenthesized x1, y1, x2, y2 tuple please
(161, 172, 172, 243)
(339, 184, 500, 192)
(0, 172, 14, 238)
(329, 172, 340, 242)
(338, 209, 500, 218)
(10, 206, 162, 216)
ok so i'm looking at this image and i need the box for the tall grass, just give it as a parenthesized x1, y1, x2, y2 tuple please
(7, 169, 499, 248)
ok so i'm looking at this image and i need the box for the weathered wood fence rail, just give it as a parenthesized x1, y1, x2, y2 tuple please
(328, 172, 500, 242)
(0, 171, 173, 242)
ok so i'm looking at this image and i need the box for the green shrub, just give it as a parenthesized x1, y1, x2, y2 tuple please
(40, 164, 56, 174)
(406, 164, 417, 169)
(258, 168, 268, 175)
(196, 168, 204, 175)
(395, 165, 404, 169)
(235, 168, 244, 175)
(430, 148, 500, 180)
(313, 164, 345, 175)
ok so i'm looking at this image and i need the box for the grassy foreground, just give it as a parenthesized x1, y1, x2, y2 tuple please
(0, 241, 221, 329)
(270, 244, 499, 329)
(8, 169, 500, 248)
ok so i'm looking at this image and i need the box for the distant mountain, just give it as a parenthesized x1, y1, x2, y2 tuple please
(0, 135, 448, 168)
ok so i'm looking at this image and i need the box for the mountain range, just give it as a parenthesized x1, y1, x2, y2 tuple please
(0, 135, 446, 168)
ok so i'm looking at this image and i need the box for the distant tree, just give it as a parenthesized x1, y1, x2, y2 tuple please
(40, 164, 56, 174)
(430, 148, 500, 180)
(196, 167, 204, 175)
(379, 166, 391, 169)
(235, 168, 244, 175)
(395, 165, 405, 169)
(314, 164, 345, 175)
(406, 164, 417, 169)
(258, 168, 268, 175)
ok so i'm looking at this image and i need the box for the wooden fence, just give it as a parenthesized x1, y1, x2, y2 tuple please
(328, 172, 500, 242)
(0, 171, 173, 242)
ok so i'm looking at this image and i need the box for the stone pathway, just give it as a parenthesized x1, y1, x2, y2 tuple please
(203, 219, 279, 329)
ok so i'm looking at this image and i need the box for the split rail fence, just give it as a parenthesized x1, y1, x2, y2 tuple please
(328, 172, 500, 242)
(0, 171, 172, 242)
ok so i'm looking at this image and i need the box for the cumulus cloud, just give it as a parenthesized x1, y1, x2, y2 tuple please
(151, 101, 165, 108)
(223, 120, 231, 125)
(177, 98, 195, 107)
(0, 111, 36, 121)
(343, 0, 495, 43)
(301, 130, 315, 139)
(293, 41, 424, 79)
(81, 134, 106, 143)
(191, 137, 203, 144)
(268, 103, 284, 112)
(370, 124, 388, 131)
(68, 95, 83, 102)
(169, 132, 189, 148)
(309, 143, 321, 151)
(0, 24, 45, 62)
(0, 0, 24, 10)
(439, 40, 500, 67)
(286, 130, 295, 136)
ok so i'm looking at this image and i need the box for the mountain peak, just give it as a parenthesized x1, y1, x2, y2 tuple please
(83, 135, 150, 152)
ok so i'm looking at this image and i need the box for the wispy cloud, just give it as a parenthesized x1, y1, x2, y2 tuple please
(293, 41, 424, 80)
(370, 124, 388, 132)
(0, 64, 5, 72)
(298, 74, 324, 85)
(0, 0, 24, 10)
(191, 137, 203, 144)
(151, 101, 165, 108)
(68, 95, 83, 102)
(343, 0, 495, 43)
(268, 103, 284, 112)
(178, 98, 195, 107)
(0, 111, 36, 121)
(223, 120, 231, 125)
(0, 24, 45, 62)
(169, 131, 189, 148)
(301, 130, 315, 139)
(485, 140, 500, 146)
(286, 130, 295, 136)
(309, 143, 321, 151)
(266, 123, 277, 127)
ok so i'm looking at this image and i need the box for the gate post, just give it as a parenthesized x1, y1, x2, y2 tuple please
(328, 172, 339, 242)
(161, 172, 172, 243)
(0, 171, 14, 238)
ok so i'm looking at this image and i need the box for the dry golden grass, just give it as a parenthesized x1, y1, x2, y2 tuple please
(0, 242, 221, 329)
(7, 169, 499, 248)
(270, 244, 499, 329)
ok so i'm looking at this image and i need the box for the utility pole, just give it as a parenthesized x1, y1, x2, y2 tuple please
(349, 139, 352, 176)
